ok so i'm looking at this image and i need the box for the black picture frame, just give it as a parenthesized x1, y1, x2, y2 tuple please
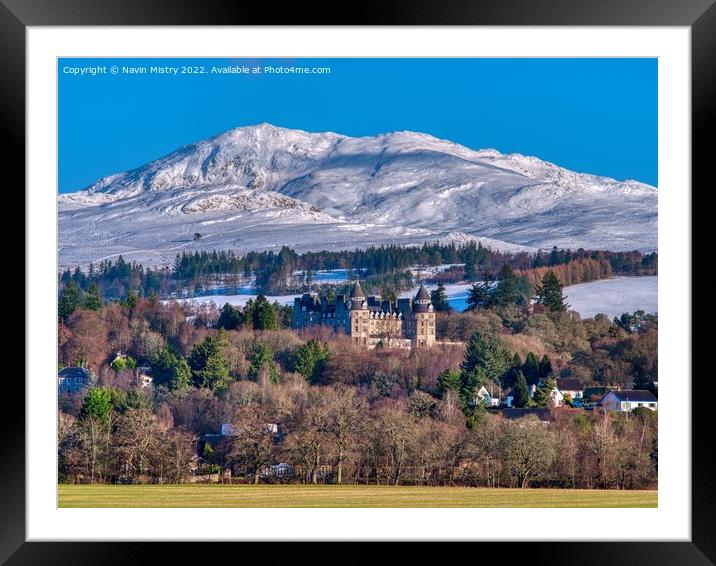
(4, 1, 713, 563)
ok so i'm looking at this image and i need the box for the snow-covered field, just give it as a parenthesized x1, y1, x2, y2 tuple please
(437, 277, 659, 318)
(563, 276, 657, 318)
(59, 124, 657, 268)
(404, 277, 658, 317)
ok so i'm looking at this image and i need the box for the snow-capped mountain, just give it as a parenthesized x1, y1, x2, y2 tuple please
(58, 123, 657, 268)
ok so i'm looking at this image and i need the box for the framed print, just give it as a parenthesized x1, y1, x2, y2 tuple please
(5, 0, 714, 563)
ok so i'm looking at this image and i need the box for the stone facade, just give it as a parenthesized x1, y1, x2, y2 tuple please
(292, 280, 436, 348)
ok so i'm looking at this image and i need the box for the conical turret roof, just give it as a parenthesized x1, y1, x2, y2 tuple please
(414, 285, 430, 301)
(413, 284, 432, 312)
(349, 280, 365, 299)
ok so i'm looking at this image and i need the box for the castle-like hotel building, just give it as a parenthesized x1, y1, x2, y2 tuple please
(292, 281, 436, 348)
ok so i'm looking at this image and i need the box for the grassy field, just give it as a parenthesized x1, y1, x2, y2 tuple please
(58, 484, 657, 508)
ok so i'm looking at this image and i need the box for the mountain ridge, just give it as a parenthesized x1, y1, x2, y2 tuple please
(58, 123, 657, 268)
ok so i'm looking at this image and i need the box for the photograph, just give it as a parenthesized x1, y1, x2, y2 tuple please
(55, 56, 659, 509)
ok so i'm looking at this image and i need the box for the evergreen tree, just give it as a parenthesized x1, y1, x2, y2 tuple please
(217, 303, 244, 330)
(251, 295, 278, 330)
(461, 332, 512, 385)
(248, 342, 279, 384)
(80, 387, 113, 425)
(491, 264, 520, 307)
(122, 288, 138, 309)
(150, 346, 191, 391)
(460, 366, 488, 408)
(535, 270, 568, 312)
(502, 352, 523, 389)
(512, 371, 531, 408)
(58, 279, 81, 321)
(189, 336, 230, 390)
(83, 281, 102, 310)
(464, 257, 478, 282)
(243, 299, 256, 329)
(522, 352, 541, 386)
(538, 355, 553, 380)
(110, 356, 126, 373)
(460, 332, 511, 405)
(121, 387, 150, 411)
(170, 357, 192, 391)
(294, 339, 330, 383)
(430, 282, 451, 312)
(533, 377, 557, 407)
(436, 369, 462, 397)
(466, 280, 491, 311)
(465, 400, 487, 429)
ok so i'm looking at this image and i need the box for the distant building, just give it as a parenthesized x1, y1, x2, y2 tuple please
(261, 462, 294, 479)
(292, 280, 436, 348)
(556, 378, 584, 400)
(135, 366, 153, 388)
(475, 385, 500, 407)
(600, 389, 658, 412)
(58, 367, 93, 395)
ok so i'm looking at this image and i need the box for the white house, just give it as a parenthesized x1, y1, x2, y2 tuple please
(475, 385, 500, 407)
(556, 378, 583, 400)
(136, 366, 153, 388)
(600, 390, 657, 412)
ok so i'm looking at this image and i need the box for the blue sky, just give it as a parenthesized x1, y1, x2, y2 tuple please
(58, 57, 657, 193)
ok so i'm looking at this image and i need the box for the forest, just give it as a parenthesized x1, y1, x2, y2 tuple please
(58, 266, 658, 489)
(58, 242, 658, 300)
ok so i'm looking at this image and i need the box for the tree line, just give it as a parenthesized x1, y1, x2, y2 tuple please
(59, 243, 657, 301)
(59, 380, 657, 490)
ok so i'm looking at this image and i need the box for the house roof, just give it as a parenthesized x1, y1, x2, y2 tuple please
(605, 389, 657, 402)
(58, 367, 92, 379)
(556, 378, 583, 392)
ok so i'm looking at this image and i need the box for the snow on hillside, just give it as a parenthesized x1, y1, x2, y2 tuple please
(59, 123, 657, 268)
